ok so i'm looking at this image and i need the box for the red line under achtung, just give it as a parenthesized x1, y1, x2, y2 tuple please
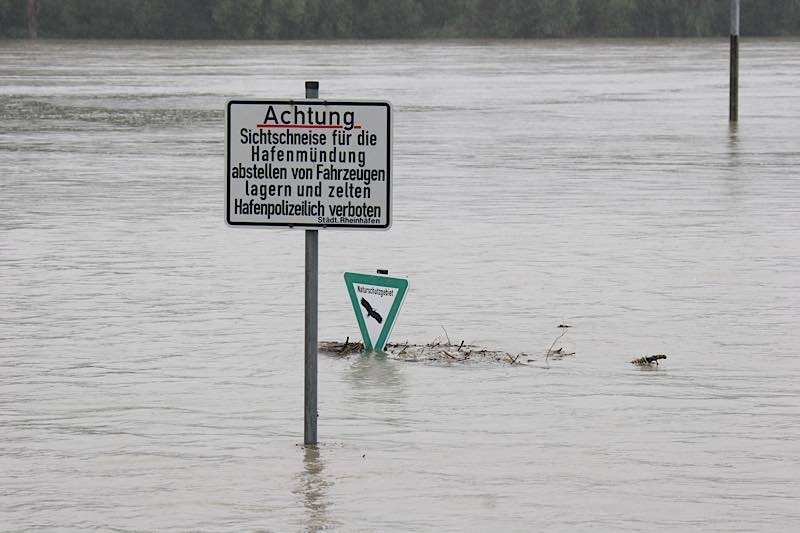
(256, 123, 362, 129)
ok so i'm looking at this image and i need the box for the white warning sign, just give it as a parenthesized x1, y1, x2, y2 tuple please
(226, 100, 391, 229)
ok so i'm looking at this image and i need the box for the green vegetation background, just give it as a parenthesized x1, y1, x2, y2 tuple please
(1, 0, 799, 39)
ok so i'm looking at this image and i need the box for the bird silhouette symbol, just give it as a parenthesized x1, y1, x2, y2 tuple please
(360, 298, 383, 323)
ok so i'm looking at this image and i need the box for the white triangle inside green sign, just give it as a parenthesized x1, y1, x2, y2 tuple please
(344, 272, 409, 351)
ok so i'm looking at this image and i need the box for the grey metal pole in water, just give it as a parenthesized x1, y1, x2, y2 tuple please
(304, 81, 320, 446)
(730, 0, 740, 122)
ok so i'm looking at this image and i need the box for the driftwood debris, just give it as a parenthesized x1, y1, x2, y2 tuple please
(321, 325, 577, 366)
(546, 347, 576, 359)
(631, 354, 667, 366)
(319, 338, 531, 365)
(545, 327, 574, 362)
(319, 337, 365, 356)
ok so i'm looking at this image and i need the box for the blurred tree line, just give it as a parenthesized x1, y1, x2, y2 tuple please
(1, 0, 799, 39)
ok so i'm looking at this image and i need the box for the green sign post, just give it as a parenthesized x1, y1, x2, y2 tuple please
(344, 272, 409, 351)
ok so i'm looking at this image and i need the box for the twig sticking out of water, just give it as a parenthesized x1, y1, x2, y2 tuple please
(545, 328, 569, 362)
(507, 353, 523, 365)
(441, 326, 451, 345)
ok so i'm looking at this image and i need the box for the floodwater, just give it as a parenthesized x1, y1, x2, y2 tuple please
(1, 39, 799, 531)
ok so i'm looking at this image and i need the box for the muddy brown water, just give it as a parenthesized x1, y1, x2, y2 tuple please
(2, 39, 799, 531)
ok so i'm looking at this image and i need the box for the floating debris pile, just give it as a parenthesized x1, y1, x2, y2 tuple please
(320, 325, 577, 366)
(319, 337, 535, 365)
(630, 354, 667, 366)
(319, 338, 366, 356)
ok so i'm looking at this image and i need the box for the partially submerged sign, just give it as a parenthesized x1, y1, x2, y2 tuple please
(344, 272, 408, 351)
(226, 100, 391, 229)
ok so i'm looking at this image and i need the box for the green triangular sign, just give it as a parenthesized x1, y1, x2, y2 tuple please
(344, 272, 409, 351)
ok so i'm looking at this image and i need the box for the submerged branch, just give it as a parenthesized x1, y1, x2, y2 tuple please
(631, 354, 667, 366)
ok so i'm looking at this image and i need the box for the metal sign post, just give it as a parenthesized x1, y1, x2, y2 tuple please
(730, 0, 740, 122)
(304, 81, 319, 446)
